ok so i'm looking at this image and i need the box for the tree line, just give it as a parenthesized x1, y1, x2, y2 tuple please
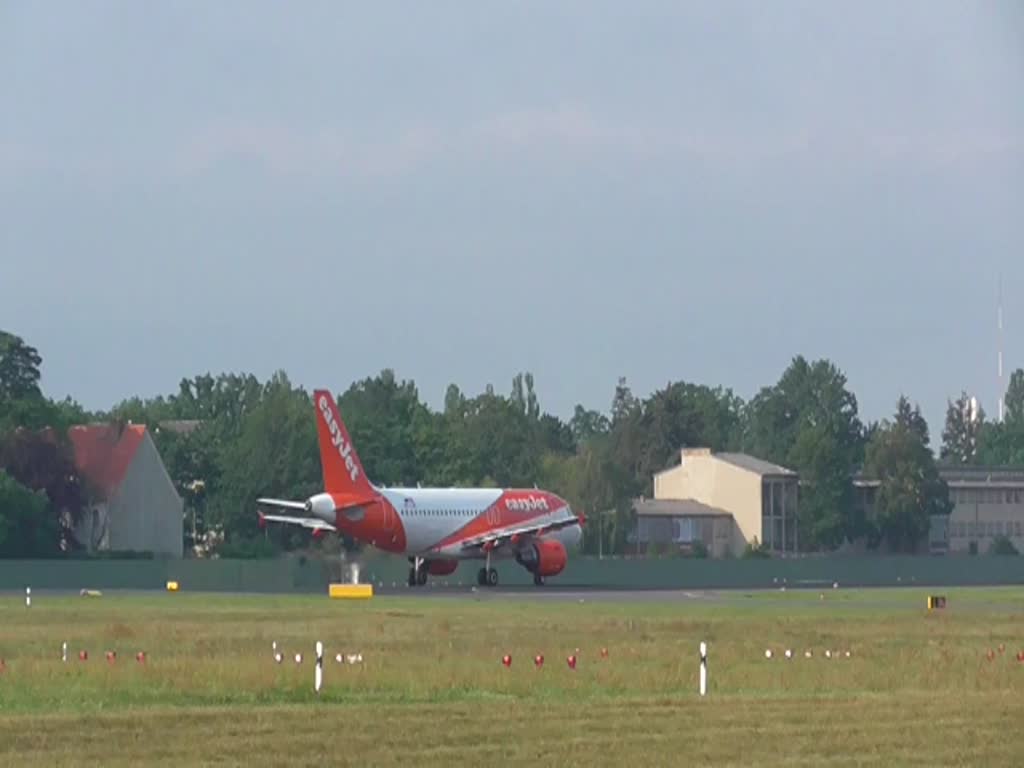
(2, 328, 1023, 558)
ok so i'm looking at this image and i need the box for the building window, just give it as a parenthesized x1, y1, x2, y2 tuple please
(1015, 521, 1023, 537)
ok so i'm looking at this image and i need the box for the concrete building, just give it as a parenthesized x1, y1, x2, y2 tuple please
(69, 423, 183, 558)
(633, 448, 799, 557)
(937, 466, 1023, 554)
(854, 465, 1024, 555)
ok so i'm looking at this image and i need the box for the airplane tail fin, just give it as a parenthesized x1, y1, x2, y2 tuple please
(312, 389, 375, 498)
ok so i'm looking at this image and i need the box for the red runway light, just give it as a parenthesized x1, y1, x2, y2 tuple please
(502, 654, 512, 667)
(534, 654, 544, 668)
(567, 654, 577, 670)
(79, 650, 88, 661)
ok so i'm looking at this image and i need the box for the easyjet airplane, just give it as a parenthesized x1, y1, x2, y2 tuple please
(256, 389, 585, 588)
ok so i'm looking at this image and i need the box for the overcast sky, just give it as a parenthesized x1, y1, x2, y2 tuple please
(2, 1, 1022, 435)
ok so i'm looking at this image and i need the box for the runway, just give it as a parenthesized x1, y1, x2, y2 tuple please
(374, 586, 730, 602)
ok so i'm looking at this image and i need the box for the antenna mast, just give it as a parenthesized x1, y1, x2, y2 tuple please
(997, 274, 1004, 422)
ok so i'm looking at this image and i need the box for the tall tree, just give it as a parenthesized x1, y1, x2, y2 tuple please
(0, 331, 43, 402)
(569, 405, 610, 445)
(1005, 369, 1024, 425)
(941, 391, 985, 464)
(864, 402, 951, 552)
(743, 356, 864, 549)
(895, 395, 930, 446)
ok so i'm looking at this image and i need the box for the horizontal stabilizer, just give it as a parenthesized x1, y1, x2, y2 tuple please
(256, 497, 308, 511)
(258, 511, 336, 532)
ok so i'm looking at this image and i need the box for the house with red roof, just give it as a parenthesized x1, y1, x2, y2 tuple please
(68, 423, 183, 558)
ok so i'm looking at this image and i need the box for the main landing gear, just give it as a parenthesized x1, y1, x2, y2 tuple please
(476, 567, 499, 587)
(408, 557, 428, 587)
(476, 548, 499, 587)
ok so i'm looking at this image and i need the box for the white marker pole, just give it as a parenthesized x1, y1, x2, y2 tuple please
(62, 642, 67, 663)
(315, 641, 324, 694)
(25, 587, 31, 608)
(699, 641, 708, 697)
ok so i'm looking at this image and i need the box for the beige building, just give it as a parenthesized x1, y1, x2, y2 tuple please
(633, 448, 799, 557)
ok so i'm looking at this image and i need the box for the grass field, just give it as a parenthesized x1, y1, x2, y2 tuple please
(1, 586, 1023, 766)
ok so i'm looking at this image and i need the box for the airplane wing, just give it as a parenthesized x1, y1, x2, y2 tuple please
(456, 514, 585, 552)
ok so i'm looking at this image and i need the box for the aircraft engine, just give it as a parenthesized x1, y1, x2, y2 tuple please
(306, 493, 337, 524)
(427, 559, 458, 576)
(516, 539, 567, 577)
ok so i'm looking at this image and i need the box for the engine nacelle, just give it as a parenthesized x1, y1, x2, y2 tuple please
(516, 539, 567, 578)
(306, 493, 338, 524)
(427, 559, 458, 576)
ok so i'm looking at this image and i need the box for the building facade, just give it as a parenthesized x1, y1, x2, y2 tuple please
(942, 466, 1024, 554)
(69, 423, 183, 558)
(634, 448, 799, 557)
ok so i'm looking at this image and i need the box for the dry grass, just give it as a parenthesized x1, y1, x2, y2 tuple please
(1, 587, 1023, 766)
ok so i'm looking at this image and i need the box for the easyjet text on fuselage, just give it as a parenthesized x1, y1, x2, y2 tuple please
(504, 495, 550, 512)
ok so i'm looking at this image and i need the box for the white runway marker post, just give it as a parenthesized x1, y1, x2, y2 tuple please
(62, 642, 67, 663)
(699, 641, 708, 697)
(25, 587, 31, 608)
(315, 641, 323, 694)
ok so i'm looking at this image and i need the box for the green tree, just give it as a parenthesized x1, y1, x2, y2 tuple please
(0, 470, 54, 557)
(338, 369, 430, 485)
(864, 401, 951, 552)
(210, 373, 319, 546)
(743, 356, 864, 549)
(569, 405, 610, 445)
(941, 392, 984, 464)
(0, 331, 42, 401)
(976, 420, 1024, 466)
(636, 381, 743, 487)
(1005, 369, 1024, 425)
(895, 394, 930, 446)
(0, 428, 90, 551)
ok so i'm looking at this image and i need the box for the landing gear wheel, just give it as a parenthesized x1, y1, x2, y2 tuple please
(533, 574, 545, 587)
(407, 567, 417, 587)
(486, 568, 499, 587)
(477, 567, 488, 587)
(416, 568, 428, 586)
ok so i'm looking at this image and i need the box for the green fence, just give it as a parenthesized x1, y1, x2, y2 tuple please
(1, 554, 1023, 594)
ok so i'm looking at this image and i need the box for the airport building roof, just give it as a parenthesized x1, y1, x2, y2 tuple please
(633, 498, 733, 518)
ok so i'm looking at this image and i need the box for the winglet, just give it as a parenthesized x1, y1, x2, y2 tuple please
(312, 389, 374, 498)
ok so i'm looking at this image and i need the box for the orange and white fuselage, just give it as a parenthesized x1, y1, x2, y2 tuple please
(258, 389, 584, 586)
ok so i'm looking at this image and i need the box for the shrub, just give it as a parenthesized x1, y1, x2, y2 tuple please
(989, 535, 1019, 556)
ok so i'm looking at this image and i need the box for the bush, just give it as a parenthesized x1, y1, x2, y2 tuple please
(742, 538, 771, 559)
(685, 540, 709, 559)
(988, 535, 1019, 556)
